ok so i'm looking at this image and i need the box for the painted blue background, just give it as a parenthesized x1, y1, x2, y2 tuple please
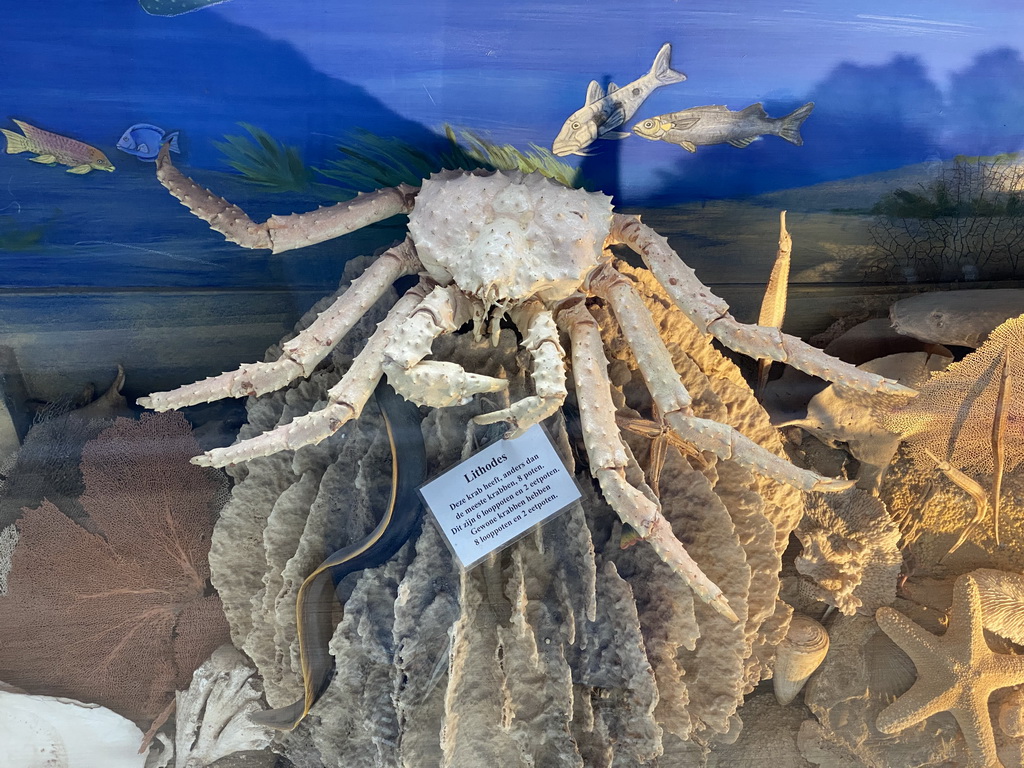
(4, 0, 1024, 204)
(0, 0, 1022, 400)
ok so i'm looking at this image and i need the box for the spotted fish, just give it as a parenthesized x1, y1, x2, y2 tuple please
(2, 120, 114, 174)
(632, 102, 815, 153)
(552, 43, 687, 157)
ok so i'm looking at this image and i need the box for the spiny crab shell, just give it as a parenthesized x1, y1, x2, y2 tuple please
(411, 170, 613, 305)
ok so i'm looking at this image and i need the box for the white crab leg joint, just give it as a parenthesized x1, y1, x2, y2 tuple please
(138, 239, 422, 413)
(382, 285, 509, 408)
(591, 264, 853, 493)
(155, 143, 419, 253)
(558, 299, 738, 622)
(191, 283, 430, 467)
(474, 301, 568, 438)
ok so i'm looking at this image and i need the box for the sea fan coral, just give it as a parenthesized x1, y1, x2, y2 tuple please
(883, 312, 1024, 475)
(0, 413, 230, 727)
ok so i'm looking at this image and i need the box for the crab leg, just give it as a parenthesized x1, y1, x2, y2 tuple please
(607, 214, 916, 398)
(558, 299, 738, 623)
(155, 144, 419, 253)
(190, 283, 429, 467)
(474, 300, 568, 437)
(590, 264, 853, 493)
(383, 285, 509, 408)
(139, 240, 422, 412)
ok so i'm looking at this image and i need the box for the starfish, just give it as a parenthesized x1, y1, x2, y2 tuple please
(875, 574, 1024, 768)
(616, 404, 707, 499)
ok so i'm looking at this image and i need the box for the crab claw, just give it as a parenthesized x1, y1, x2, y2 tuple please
(385, 362, 509, 409)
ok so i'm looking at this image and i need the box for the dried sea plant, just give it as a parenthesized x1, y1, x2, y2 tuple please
(883, 313, 1024, 546)
(756, 210, 791, 399)
(0, 413, 230, 730)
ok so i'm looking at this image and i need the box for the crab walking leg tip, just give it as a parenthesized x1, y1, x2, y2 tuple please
(812, 477, 857, 493)
(710, 594, 740, 624)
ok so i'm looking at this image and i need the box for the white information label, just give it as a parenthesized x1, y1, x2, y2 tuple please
(420, 423, 581, 569)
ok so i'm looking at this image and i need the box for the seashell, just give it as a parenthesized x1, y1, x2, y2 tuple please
(0, 686, 148, 767)
(998, 688, 1024, 738)
(971, 568, 1024, 645)
(773, 613, 830, 706)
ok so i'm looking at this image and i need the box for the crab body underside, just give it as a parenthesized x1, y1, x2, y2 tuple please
(140, 147, 913, 624)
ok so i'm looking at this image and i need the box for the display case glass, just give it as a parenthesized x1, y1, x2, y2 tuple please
(3, 3, 1024, 766)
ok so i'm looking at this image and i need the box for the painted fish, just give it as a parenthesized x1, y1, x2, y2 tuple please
(139, 0, 232, 16)
(552, 43, 687, 157)
(116, 123, 180, 162)
(2, 119, 115, 174)
(632, 102, 815, 153)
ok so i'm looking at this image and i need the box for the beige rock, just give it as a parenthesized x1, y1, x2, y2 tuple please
(890, 289, 1024, 348)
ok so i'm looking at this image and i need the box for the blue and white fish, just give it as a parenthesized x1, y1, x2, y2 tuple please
(552, 43, 687, 157)
(116, 123, 180, 162)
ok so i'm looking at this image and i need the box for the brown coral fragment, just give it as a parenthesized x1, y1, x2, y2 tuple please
(0, 412, 230, 727)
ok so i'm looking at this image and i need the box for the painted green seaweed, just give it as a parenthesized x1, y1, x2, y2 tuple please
(214, 124, 582, 199)
(213, 123, 313, 193)
(0, 210, 60, 252)
(316, 125, 582, 199)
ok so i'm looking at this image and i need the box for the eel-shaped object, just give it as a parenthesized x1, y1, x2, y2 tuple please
(250, 379, 426, 730)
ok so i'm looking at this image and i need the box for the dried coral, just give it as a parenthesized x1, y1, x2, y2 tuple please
(0, 412, 230, 727)
(883, 313, 1024, 478)
(174, 645, 272, 768)
(796, 489, 902, 615)
(0, 366, 129, 530)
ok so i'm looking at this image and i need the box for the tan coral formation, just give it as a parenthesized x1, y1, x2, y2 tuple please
(795, 489, 902, 615)
(207, 255, 818, 765)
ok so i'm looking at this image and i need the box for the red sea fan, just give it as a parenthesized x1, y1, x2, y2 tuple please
(0, 412, 230, 727)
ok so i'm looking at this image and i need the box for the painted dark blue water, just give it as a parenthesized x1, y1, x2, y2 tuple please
(6, 0, 1024, 211)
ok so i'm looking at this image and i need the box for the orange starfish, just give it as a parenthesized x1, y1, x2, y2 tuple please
(875, 574, 1024, 768)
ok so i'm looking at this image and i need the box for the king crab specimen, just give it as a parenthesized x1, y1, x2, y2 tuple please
(140, 145, 913, 621)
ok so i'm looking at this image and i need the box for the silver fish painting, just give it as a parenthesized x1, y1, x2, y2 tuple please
(632, 102, 815, 153)
(552, 43, 686, 157)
